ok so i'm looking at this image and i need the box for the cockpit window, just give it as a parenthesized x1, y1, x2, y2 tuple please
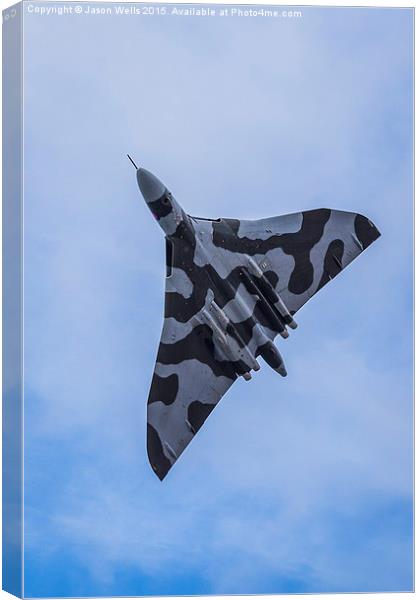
(165, 238, 173, 277)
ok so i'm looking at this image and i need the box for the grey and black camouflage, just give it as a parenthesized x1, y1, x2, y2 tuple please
(134, 165, 381, 480)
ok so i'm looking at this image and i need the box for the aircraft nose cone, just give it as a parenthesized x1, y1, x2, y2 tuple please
(137, 168, 166, 203)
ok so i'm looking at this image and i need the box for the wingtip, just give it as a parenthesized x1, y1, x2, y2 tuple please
(153, 466, 168, 481)
(355, 214, 381, 250)
(147, 423, 172, 481)
(150, 456, 171, 481)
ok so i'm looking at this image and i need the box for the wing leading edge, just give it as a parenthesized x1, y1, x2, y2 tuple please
(147, 240, 238, 479)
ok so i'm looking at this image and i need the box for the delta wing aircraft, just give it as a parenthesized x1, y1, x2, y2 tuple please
(129, 157, 380, 480)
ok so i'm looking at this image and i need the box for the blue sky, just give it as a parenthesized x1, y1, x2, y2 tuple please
(22, 3, 413, 597)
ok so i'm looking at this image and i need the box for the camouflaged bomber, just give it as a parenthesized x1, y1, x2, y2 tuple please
(131, 160, 381, 480)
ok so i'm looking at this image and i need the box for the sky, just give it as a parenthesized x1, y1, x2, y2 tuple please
(22, 3, 413, 597)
